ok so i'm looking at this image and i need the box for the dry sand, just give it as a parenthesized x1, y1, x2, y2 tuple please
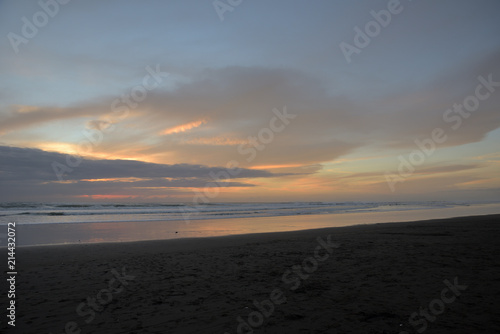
(4, 214, 500, 333)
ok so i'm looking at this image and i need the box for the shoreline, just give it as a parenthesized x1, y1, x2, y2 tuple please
(14, 212, 500, 251)
(11, 203, 500, 247)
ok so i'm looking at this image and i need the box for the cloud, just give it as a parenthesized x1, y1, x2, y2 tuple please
(161, 119, 208, 135)
(360, 49, 500, 149)
(0, 104, 108, 135)
(4, 49, 500, 172)
(0, 146, 283, 201)
(341, 164, 483, 180)
(0, 66, 363, 168)
(0, 145, 278, 181)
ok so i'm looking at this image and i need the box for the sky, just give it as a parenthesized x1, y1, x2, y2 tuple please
(0, 0, 499, 203)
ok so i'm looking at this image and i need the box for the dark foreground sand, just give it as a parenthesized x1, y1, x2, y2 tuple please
(4, 214, 500, 333)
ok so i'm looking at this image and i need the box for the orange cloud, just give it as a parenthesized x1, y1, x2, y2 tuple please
(36, 142, 80, 155)
(18, 141, 152, 162)
(76, 194, 140, 200)
(250, 163, 306, 169)
(80, 177, 146, 182)
(161, 119, 207, 135)
(183, 136, 248, 146)
(13, 105, 40, 113)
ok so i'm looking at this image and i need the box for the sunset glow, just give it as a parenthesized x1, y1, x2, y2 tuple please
(0, 1, 499, 203)
(161, 119, 207, 135)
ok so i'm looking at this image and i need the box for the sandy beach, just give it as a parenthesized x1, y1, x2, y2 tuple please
(5, 214, 500, 333)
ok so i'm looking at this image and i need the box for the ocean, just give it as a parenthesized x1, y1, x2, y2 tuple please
(0, 201, 472, 225)
(1, 201, 499, 246)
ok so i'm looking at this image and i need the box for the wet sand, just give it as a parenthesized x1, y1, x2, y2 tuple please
(5, 214, 500, 333)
